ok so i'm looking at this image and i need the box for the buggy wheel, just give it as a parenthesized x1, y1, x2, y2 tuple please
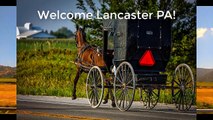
(140, 87, 160, 109)
(172, 63, 195, 111)
(86, 66, 104, 108)
(114, 62, 136, 111)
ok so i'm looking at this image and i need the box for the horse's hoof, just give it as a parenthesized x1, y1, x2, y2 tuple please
(72, 96, 77, 100)
(103, 100, 108, 104)
(111, 102, 116, 107)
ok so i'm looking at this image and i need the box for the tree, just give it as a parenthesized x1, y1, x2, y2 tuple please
(50, 27, 74, 38)
(50, 30, 54, 35)
(44, 30, 48, 34)
(166, 0, 196, 76)
(73, 0, 196, 76)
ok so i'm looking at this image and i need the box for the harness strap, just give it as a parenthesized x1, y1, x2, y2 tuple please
(76, 44, 95, 64)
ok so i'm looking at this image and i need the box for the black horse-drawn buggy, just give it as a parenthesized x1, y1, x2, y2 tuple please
(79, 19, 195, 111)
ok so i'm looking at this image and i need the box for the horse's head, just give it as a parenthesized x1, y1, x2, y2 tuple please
(75, 25, 87, 48)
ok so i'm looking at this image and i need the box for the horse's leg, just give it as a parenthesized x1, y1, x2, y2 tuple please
(72, 68, 82, 100)
(103, 73, 109, 104)
(109, 83, 116, 107)
(103, 77, 115, 107)
(103, 81, 109, 104)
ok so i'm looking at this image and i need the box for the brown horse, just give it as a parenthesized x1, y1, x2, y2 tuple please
(72, 25, 115, 107)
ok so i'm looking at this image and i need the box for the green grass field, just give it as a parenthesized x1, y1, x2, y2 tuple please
(17, 39, 84, 97)
(17, 39, 179, 104)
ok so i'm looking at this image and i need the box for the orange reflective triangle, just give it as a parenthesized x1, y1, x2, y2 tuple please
(139, 50, 155, 66)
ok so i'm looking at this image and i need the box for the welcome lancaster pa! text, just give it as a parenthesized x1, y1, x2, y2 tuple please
(37, 10, 176, 20)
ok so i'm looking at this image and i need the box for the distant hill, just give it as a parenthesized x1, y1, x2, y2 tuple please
(197, 68, 213, 82)
(0, 65, 16, 78)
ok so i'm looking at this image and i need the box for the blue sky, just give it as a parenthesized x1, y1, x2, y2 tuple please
(0, 7, 16, 67)
(17, 0, 101, 32)
(17, 0, 78, 32)
(197, 6, 213, 68)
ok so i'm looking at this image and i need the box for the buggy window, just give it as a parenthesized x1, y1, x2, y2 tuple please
(137, 20, 161, 48)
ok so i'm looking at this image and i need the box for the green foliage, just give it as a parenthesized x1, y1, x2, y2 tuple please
(50, 27, 74, 38)
(166, 1, 196, 79)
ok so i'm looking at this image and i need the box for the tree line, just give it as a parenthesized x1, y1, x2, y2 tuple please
(46, 27, 75, 38)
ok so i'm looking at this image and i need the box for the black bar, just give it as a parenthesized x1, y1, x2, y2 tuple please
(103, 30, 108, 62)
(197, 114, 213, 120)
(0, 114, 16, 120)
(0, 0, 16, 6)
(197, 0, 213, 6)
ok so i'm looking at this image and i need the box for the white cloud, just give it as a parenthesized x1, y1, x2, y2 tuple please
(197, 28, 208, 39)
(210, 28, 213, 33)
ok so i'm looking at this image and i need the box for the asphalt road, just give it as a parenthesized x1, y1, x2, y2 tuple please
(17, 95, 196, 120)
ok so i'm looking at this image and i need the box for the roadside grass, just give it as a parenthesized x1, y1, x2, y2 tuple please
(0, 110, 16, 114)
(17, 39, 178, 104)
(0, 78, 16, 83)
(197, 102, 213, 109)
(197, 82, 213, 88)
